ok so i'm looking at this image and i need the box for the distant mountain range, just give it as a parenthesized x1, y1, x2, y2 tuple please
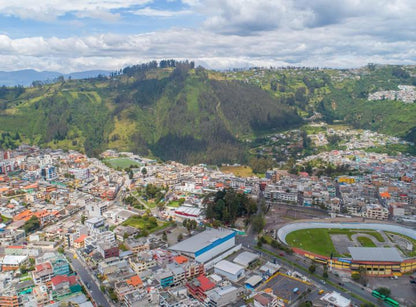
(0, 69, 111, 87)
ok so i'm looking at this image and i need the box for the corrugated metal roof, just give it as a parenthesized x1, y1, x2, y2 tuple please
(214, 260, 244, 275)
(348, 247, 402, 262)
(233, 251, 259, 267)
(169, 228, 234, 254)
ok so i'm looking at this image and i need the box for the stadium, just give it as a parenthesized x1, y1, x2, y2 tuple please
(277, 221, 416, 276)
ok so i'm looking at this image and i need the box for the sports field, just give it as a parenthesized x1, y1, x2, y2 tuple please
(286, 228, 337, 256)
(220, 165, 255, 177)
(104, 158, 141, 169)
(286, 228, 387, 256)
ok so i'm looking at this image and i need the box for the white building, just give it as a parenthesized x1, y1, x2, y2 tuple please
(214, 260, 245, 282)
(363, 204, 389, 220)
(169, 228, 236, 263)
(86, 202, 109, 217)
(320, 291, 351, 307)
(205, 285, 240, 307)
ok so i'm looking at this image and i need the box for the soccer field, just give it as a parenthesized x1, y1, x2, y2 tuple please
(286, 228, 337, 256)
(105, 158, 141, 169)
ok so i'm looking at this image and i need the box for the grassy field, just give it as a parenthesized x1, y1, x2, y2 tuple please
(220, 165, 255, 177)
(321, 228, 385, 242)
(122, 215, 162, 232)
(357, 236, 377, 247)
(286, 229, 338, 257)
(104, 158, 141, 169)
(167, 200, 182, 208)
(285, 228, 387, 256)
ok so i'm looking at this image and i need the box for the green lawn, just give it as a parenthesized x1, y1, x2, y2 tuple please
(286, 228, 338, 257)
(285, 228, 386, 256)
(167, 201, 181, 208)
(122, 215, 159, 231)
(122, 215, 171, 235)
(104, 158, 141, 169)
(320, 228, 385, 242)
(356, 236, 377, 247)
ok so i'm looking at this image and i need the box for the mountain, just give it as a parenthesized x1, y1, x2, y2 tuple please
(0, 63, 302, 164)
(0, 62, 415, 164)
(220, 64, 416, 145)
(0, 69, 111, 87)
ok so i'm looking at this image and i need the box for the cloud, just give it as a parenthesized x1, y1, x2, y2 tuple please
(0, 14, 415, 73)
(132, 7, 192, 17)
(184, 0, 416, 35)
(0, 0, 153, 21)
(0, 0, 415, 71)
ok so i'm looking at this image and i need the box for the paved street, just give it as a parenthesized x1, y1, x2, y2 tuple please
(66, 252, 111, 307)
(237, 234, 380, 306)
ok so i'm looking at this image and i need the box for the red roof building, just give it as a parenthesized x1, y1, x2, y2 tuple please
(186, 275, 216, 302)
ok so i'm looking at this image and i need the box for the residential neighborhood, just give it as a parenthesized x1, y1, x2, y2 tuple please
(0, 142, 415, 306)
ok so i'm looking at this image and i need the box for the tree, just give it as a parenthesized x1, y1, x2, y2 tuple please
(251, 214, 265, 234)
(257, 240, 263, 248)
(141, 167, 147, 177)
(81, 215, 86, 225)
(177, 233, 183, 242)
(23, 216, 40, 233)
(162, 231, 168, 241)
(308, 264, 316, 274)
(375, 287, 391, 297)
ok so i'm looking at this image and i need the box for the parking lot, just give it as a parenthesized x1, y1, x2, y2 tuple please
(368, 276, 416, 306)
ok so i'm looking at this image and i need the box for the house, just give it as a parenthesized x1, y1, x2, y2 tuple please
(186, 275, 216, 302)
(32, 262, 54, 284)
(97, 242, 119, 259)
(74, 234, 88, 249)
(0, 255, 28, 272)
(253, 291, 280, 307)
(51, 275, 82, 298)
(114, 275, 143, 301)
(125, 238, 150, 254)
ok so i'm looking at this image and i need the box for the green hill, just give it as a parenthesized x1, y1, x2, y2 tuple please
(0, 62, 415, 164)
(0, 62, 302, 164)
(223, 65, 416, 145)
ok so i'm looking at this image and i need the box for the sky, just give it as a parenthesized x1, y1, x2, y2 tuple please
(0, 0, 415, 72)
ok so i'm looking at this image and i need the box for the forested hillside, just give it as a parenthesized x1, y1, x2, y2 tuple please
(0, 62, 415, 164)
(0, 61, 302, 164)
(222, 64, 416, 144)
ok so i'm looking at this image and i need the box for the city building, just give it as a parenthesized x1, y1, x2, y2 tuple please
(205, 285, 240, 307)
(320, 291, 352, 307)
(169, 228, 236, 263)
(32, 262, 54, 284)
(186, 275, 216, 302)
(214, 260, 245, 282)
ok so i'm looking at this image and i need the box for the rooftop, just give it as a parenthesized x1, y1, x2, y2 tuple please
(233, 251, 259, 267)
(169, 228, 234, 254)
(348, 247, 403, 262)
(321, 291, 351, 307)
(245, 275, 263, 287)
(214, 260, 244, 275)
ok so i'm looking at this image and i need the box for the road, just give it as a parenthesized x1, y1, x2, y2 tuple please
(237, 234, 380, 306)
(66, 252, 111, 307)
